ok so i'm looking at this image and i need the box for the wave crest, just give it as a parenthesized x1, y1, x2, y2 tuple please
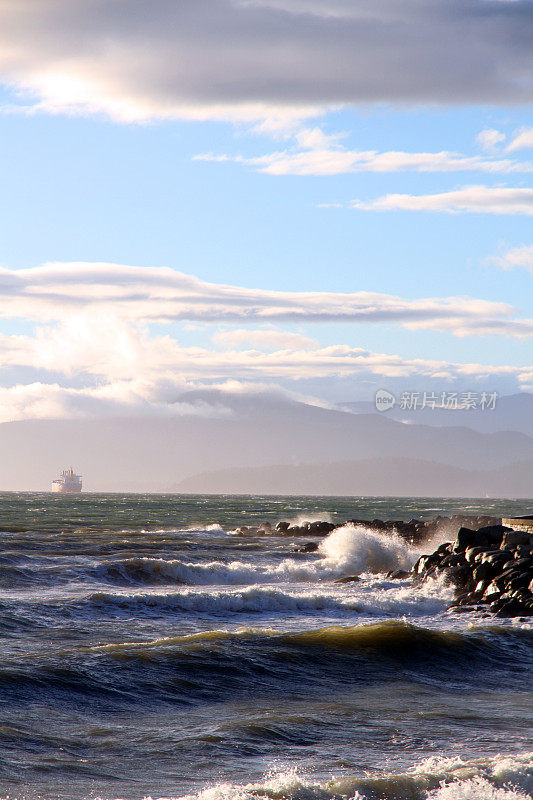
(92, 524, 419, 588)
(318, 524, 417, 575)
(169, 752, 533, 800)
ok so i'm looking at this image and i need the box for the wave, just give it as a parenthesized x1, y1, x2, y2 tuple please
(88, 524, 419, 588)
(75, 576, 452, 619)
(0, 525, 419, 591)
(0, 622, 530, 710)
(317, 524, 416, 574)
(84, 586, 350, 615)
(166, 752, 533, 800)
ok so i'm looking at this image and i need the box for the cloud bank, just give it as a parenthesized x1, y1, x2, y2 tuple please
(1, 0, 532, 123)
(0, 314, 530, 423)
(0, 261, 529, 421)
(0, 261, 526, 336)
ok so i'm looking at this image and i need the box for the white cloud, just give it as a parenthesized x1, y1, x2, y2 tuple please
(0, 261, 520, 333)
(476, 129, 506, 151)
(0, 0, 532, 124)
(0, 264, 531, 423)
(0, 314, 530, 422)
(351, 186, 533, 215)
(0, 379, 234, 424)
(294, 127, 347, 150)
(196, 147, 531, 177)
(1, 315, 529, 388)
(507, 128, 533, 152)
(489, 245, 533, 275)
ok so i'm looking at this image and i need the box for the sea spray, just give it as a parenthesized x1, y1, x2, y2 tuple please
(92, 524, 420, 588)
(318, 523, 418, 575)
(167, 752, 533, 800)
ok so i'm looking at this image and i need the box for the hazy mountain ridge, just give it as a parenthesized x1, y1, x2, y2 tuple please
(2, 390, 533, 491)
(174, 457, 533, 497)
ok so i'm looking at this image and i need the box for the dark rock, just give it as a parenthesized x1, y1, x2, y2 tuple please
(484, 582, 502, 602)
(481, 551, 511, 567)
(506, 572, 532, 591)
(514, 545, 533, 560)
(308, 521, 335, 536)
(411, 515, 532, 618)
(454, 527, 488, 552)
(494, 598, 533, 617)
(475, 524, 510, 546)
(464, 546, 488, 563)
(334, 575, 361, 584)
(286, 525, 306, 536)
(234, 525, 260, 535)
(443, 563, 471, 588)
(387, 569, 411, 579)
(501, 531, 533, 550)
(295, 541, 319, 553)
(440, 553, 468, 569)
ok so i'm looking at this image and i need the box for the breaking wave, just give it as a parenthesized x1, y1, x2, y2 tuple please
(91, 524, 419, 588)
(74, 577, 451, 620)
(0, 525, 419, 590)
(147, 752, 533, 800)
(317, 523, 416, 573)
(85, 586, 348, 616)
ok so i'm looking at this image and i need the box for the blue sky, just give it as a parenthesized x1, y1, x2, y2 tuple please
(0, 0, 532, 418)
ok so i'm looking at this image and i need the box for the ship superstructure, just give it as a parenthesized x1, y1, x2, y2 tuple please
(52, 468, 82, 494)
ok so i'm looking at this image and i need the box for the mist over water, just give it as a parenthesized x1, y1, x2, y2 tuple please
(0, 493, 531, 800)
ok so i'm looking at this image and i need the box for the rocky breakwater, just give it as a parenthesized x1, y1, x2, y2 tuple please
(233, 514, 499, 543)
(347, 514, 500, 545)
(413, 524, 533, 617)
(233, 520, 336, 537)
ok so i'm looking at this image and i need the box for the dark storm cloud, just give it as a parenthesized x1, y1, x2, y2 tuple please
(0, 0, 532, 120)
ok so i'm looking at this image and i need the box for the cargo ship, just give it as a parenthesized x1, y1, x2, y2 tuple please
(51, 468, 82, 494)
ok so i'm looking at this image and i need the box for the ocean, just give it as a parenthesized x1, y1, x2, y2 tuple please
(0, 493, 531, 800)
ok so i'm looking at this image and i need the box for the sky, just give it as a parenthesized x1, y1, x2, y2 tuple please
(0, 0, 533, 422)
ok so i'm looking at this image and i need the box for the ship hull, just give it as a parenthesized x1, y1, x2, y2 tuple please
(51, 482, 82, 494)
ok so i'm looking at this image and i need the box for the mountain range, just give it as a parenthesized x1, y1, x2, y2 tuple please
(2, 389, 533, 494)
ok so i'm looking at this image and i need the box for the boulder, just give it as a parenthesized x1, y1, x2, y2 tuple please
(454, 527, 488, 552)
(464, 546, 488, 564)
(308, 521, 335, 536)
(387, 569, 411, 580)
(295, 541, 319, 553)
(474, 524, 510, 546)
(501, 531, 533, 550)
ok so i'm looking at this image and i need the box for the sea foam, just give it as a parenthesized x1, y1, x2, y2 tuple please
(95, 524, 419, 588)
(159, 752, 533, 800)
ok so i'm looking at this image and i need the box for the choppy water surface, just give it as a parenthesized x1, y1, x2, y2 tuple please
(0, 493, 531, 800)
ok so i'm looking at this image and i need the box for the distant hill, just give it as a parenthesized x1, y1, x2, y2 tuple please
(174, 457, 533, 497)
(1, 390, 533, 492)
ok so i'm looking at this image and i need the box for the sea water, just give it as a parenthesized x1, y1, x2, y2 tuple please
(0, 493, 531, 800)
